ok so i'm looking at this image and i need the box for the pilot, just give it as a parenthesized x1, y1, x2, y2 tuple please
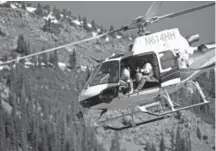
(119, 62, 134, 94)
(134, 61, 158, 92)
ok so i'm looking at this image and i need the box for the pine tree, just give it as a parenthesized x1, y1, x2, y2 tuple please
(145, 141, 151, 151)
(85, 67, 91, 82)
(53, 50, 59, 68)
(210, 70, 215, 97)
(62, 9, 67, 18)
(42, 53, 48, 67)
(196, 127, 202, 140)
(16, 34, 30, 55)
(186, 131, 192, 151)
(109, 25, 115, 37)
(67, 10, 72, 17)
(40, 47, 48, 67)
(69, 49, 77, 69)
(11, 95, 19, 151)
(34, 115, 39, 151)
(2, 54, 8, 61)
(38, 128, 49, 151)
(151, 144, 157, 151)
(55, 112, 62, 151)
(0, 110, 6, 151)
(53, 6, 61, 20)
(32, 55, 37, 67)
(110, 132, 121, 151)
(17, 34, 25, 54)
(78, 15, 82, 22)
(35, 3, 44, 16)
(25, 41, 31, 55)
(49, 53, 54, 67)
(20, 114, 28, 151)
(159, 133, 165, 151)
(109, 25, 114, 31)
(82, 17, 88, 30)
(99, 24, 104, 34)
(60, 113, 66, 151)
(44, 4, 50, 12)
(176, 126, 182, 151)
(21, 2, 26, 10)
(43, 18, 52, 33)
(170, 129, 175, 151)
(91, 20, 96, 31)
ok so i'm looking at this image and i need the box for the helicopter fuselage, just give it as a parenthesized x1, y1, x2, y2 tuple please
(78, 28, 215, 110)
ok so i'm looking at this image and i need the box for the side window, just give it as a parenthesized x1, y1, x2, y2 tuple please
(159, 50, 176, 69)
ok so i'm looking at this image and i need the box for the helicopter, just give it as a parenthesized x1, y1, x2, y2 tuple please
(76, 2, 215, 130)
(0, 1, 214, 131)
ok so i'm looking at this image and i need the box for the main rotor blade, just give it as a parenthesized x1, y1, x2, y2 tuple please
(90, 57, 103, 63)
(156, 2, 215, 21)
(145, 1, 163, 19)
(0, 32, 111, 65)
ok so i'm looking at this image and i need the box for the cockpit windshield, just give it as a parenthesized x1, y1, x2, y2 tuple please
(86, 61, 119, 87)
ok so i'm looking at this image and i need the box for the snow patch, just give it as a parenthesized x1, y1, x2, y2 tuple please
(44, 12, 55, 20)
(0, 1, 7, 5)
(58, 62, 67, 71)
(44, 12, 59, 24)
(0, 61, 10, 70)
(97, 28, 101, 32)
(129, 36, 133, 40)
(66, 47, 74, 52)
(73, 20, 81, 26)
(105, 37, 109, 42)
(92, 32, 97, 37)
(26, 7, 36, 12)
(58, 62, 66, 67)
(116, 35, 122, 39)
(51, 19, 58, 24)
(87, 23, 92, 28)
(10, 4, 17, 9)
(80, 65, 87, 71)
(24, 61, 34, 68)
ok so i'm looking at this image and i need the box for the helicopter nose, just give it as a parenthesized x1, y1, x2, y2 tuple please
(79, 99, 90, 108)
(79, 95, 100, 108)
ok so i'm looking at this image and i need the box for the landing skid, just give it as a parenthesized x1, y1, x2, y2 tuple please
(95, 80, 211, 131)
(104, 115, 170, 131)
(140, 101, 210, 117)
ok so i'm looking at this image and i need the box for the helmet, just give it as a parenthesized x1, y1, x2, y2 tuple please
(121, 68, 130, 80)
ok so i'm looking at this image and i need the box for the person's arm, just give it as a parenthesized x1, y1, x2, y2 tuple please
(136, 77, 146, 90)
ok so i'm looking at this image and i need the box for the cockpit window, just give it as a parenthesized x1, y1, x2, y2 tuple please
(87, 61, 119, 87)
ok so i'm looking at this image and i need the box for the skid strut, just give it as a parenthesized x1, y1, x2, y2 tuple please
(186, 81, 208, 103)
(139, 80, 210, 116)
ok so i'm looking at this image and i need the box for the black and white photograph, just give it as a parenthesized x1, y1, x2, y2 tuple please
(0, 1, 215, 151)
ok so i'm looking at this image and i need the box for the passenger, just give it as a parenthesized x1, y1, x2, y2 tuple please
(134, 61, 158, 92)
(119, 63, 134, 94)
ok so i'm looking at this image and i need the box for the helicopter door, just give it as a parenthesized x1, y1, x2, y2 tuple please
(158, 50, 180, 87)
